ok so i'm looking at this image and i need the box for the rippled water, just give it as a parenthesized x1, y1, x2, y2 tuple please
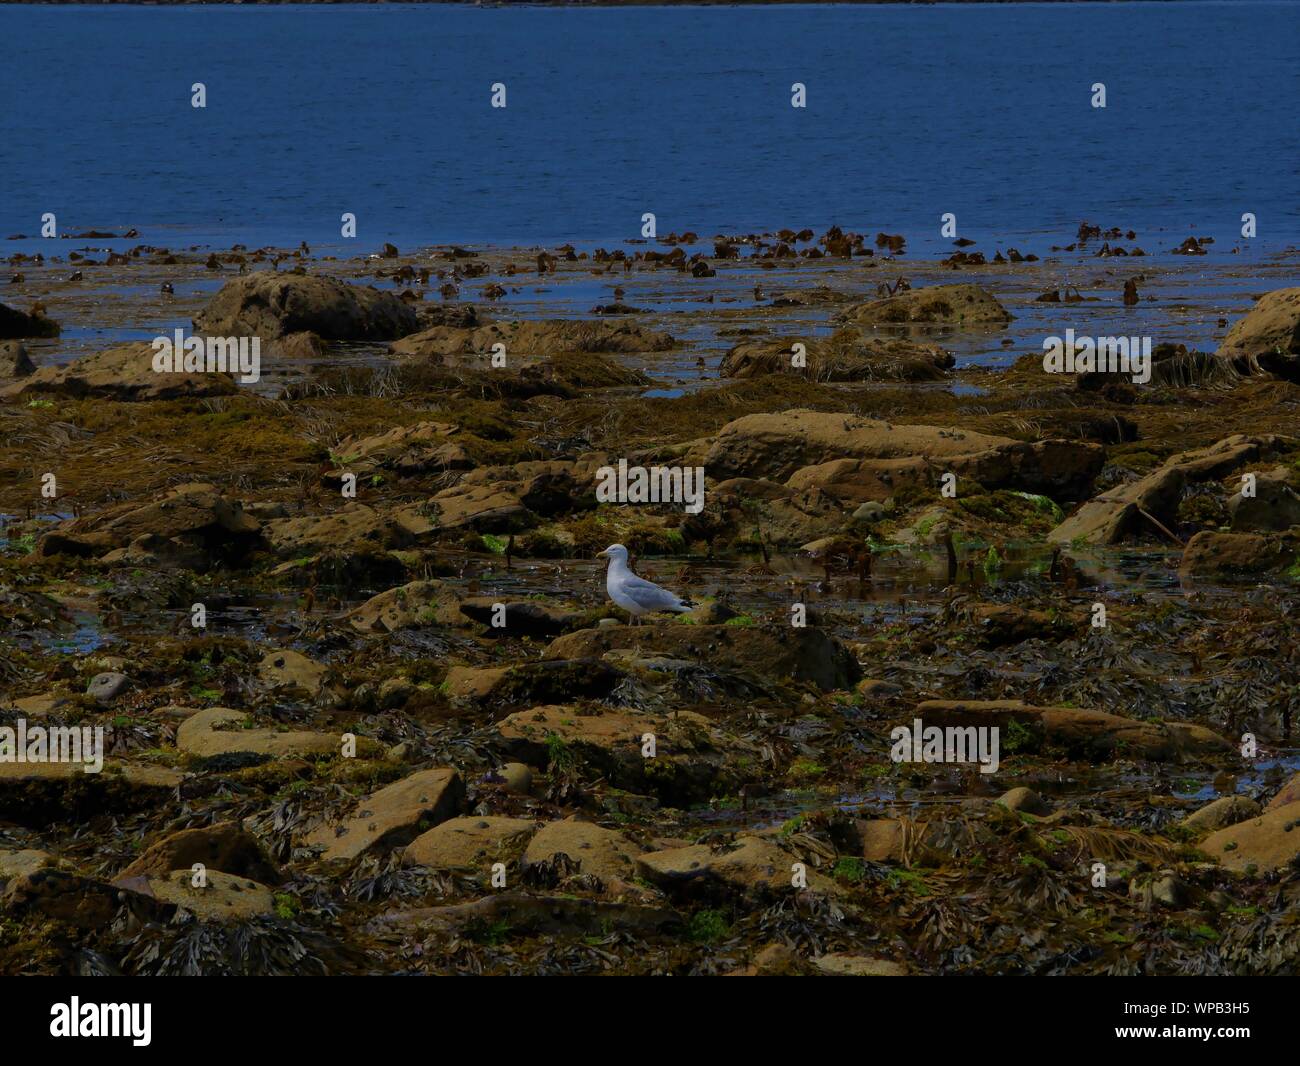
(2, 2, 1297, 256)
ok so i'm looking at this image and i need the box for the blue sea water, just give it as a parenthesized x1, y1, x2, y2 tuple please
(0, 1, 1297, 257)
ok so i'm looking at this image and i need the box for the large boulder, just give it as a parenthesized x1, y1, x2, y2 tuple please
(390, 318, 675, 361)
(701, 409, 1101, 498)
(0, 302, 60, 339)
(36, 482, 260, 569)
(194, 271, 419, 340)
(1216, 287, 1300, 382)
(1049, 434, 1290, 546)
(1199, 801, 1300, 872)
(1179, 531, 1299, 578)
(833, 284, 1012, 330)
(0, 342, 237, 403)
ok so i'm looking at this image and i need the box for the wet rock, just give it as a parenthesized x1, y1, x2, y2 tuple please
(425, 483, 533, 532)
(444, 659, 621, 706)
(85, 671, 129, 705)
(329, 421, 471, 478)
(1228, 467, 1300, 532)
(0, 761, 185, 824)
(194, 271, 419, 340)
(1199, 801, 1300, 873)
(966, 603, 1068, 647)
(833, 283, 1012, 330)
(0, 848, 59, 882)
(522, 816, 642, 882)
(1216, 286, 1300, 382)
(402, 816, 535, 872)
(390, 318, 674, 361)
(496, 762, 534, 795)
(727, 943, 809, 976)
(0, 301, 60, 339)
(37, 482, 260, 568)
(687, 599, 738, 625)
(698, 477, 847, 548)
(264, 504, 417, 557)
(257, 649, 328, 697)
(910, 699, 1232, 762)
(303, 767, 464, 862)
(0, 340, 35, 378)
(543, 623, 861, 692)
(1179, 531, 1298, 578)
(378, 676, 415, 709)
(458, 597, 582, 637)
(347, 580, 452, 633)
(997, 786, 1050, 816)
(1182, 795, 1261, 834)
(1, 342, 237, 403)
(498, 704, 757, 804)
(720, 333, 954, 382)
(1049, 434, 1286, 546)
(813, 954, 910, 977)
(116, 822, 282, 884)
(176, 707, 353, 759)
(637, 835, 834, 897)
(1, 869, 137, 928)
(134, 869, 275, 921)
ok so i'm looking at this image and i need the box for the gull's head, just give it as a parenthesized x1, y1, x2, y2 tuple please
(597, 543, 629, 563)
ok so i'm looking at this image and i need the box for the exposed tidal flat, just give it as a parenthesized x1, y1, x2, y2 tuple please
(2, 221, 1300, 976)
(3, 0, 1300, 977)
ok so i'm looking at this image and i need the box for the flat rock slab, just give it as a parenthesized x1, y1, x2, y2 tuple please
(813, 954, 910, 977)
(1199, 801, 1300, 873)
(637, 835, 835, 897)
(910, 699, 1231, 762)
(176, 707, 345, 759)
(0, 848, 59, 881)
(403, 816, 536, 872)
(134, 869, 275, 922)
(304, 767, 464, 862)
(543, 623, 860, 692)
(522, 816, 643, 883)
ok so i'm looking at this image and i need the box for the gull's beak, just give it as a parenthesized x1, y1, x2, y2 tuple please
(596, 549, 609, 559)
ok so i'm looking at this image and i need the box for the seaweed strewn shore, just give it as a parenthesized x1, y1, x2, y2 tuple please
(2, 226, 1300, 976)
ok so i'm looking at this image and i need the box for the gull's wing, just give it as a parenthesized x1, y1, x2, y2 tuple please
(618, 573, 687, 610)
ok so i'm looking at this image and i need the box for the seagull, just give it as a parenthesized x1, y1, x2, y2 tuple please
(598, 544, 693, 624)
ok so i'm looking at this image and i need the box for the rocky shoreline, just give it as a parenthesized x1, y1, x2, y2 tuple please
(2, 224, 1299, 975)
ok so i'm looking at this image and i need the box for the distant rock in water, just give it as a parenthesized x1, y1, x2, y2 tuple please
(834, 283, 1012, 330)
(194, 271, 420, 341)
